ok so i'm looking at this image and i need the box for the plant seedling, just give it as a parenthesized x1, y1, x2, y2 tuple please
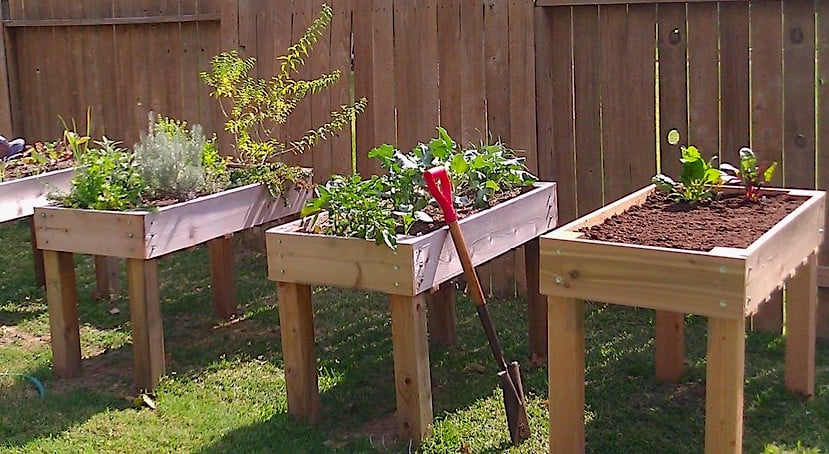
(652, 145, 723, 203)
(719, 147, 778, 201)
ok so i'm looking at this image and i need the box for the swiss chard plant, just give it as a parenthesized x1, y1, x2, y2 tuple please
(301, 127, 537, 249)
(719, 147, 778, 201)
(652, 145, 723, 203)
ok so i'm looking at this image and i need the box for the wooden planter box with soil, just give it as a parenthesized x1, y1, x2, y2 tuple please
(265, 181, 557, 442)
(34, 181, 312, 390)
(539, 184, 825, 453)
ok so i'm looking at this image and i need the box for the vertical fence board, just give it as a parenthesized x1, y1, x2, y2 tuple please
(816, 0, 829, 338)
(483, 0, 513, 296)
(393, 1, 417, 150)
(364, 0, 395, 175)
(749, 0, 785, 333)
(310, 0, 334, 180)
(686, 2, 719, 157)
(353, 0, 376, 175)
(460, 0, 486, 147)
(657, 2, 687, 178)
(327, 0, 353, 178)
(418, 0, 439, 145)
(719, 2, 749, 160)
(783, 0, 817, 190)
(548, 7, 578, 223)
(510, 0, 538, 174)
(572, 5, 603, 214)
(438, 0, 462, 138)
(287, 1, 313, 169)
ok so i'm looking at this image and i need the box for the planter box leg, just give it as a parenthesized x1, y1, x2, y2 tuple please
(209, 235, 237, 319)
(655, 310, 684, 382)
(389, 293, 433, 443)
(94, 256, 120, 298)
(426, 282, 457, 347)
(29, 216, 45, 287)
(44, 250, 81, 377)
(277, 282, 320, 424)
(127, 258, 165, 391)
(548, 295, 585, 453)
(705, 316, 745, 454)
(750, 291, 783, 334)
(525, 239, 547, 363)
(785, 252, 817, 397)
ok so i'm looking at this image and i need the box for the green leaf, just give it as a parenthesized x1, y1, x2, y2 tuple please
(763, 161, 778, 182)
(651, 174, 676, 193)
(450, 154, 468, 175)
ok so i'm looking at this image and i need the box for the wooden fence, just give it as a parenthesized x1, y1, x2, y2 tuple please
(1, 0, 829, 330)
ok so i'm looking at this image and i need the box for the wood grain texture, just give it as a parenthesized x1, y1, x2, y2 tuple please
(817, 0, 829, 339)
(705, 316, 745, 454)
(127, 258, 165, 391)
(686, 2, 719, 156)
(0, 167, 73, 223)
(277, 281, 320, 424)
(389, 293, 433, 442)
(44, 250, 81, 378)
(784, 252, 816, 397)
(524, 238, 547, 362)
(267, 182, 557, 296)
(208, 235, 237, 319)
(783, 0, 817, 189)
(719, 1, 750, 161)
(657, 2, 688, 178)
(426, 282, 457, 347)
(94, 255, 121, 297)
(654, 310, 684, 382)
(547, 295, 585, 453)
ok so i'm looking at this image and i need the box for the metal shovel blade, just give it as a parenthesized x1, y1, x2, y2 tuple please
(497, 362, 531, 445)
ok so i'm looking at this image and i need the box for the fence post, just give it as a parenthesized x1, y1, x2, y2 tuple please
(220, 0, 240, 51)
(0, 19, 18, 136)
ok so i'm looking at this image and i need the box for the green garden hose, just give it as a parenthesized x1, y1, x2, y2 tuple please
(0, 372, 46, 397)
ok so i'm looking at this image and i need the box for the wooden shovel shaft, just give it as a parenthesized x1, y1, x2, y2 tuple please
(447, 221, 508, 370)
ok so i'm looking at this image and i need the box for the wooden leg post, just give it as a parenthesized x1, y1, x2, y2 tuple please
(655, 310, 684, 382)
(29, 216, 45, 287)
(785, 253, 817, 397)
(209, 235, 237, 319)
(277, 282, 320, 424)
(548, 295, 585, 453)
(44, 250, 81, 377)
(426, 282, 457, 347)
(525, 239, 547, 363)
(751, 291, 783, 334)
(705, 316, 745, 454)
(94, 256, 121, 298)
(127, 258, 165, 391)
(389, 293, 433, 443)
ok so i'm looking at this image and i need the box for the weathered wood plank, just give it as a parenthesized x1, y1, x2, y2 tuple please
(127, 258, 165, 391)
(426, 282, 457, 347)
(277, 281, 320, 424)
(719, 1, 749, 161)
(686, 2, 719, 156)
(389, 293, 433, 442)
(0, 167, 73, 223)
(657, 2, 688, 178)
(654, 310, 684, 382)
(705, 316, 745, 454)
(547, 295, 585, 453)
(44, 250, 81, 377)
(817, 0, 829, 339)
(208, 234, 236, 319)
(785, 252, 817, 397)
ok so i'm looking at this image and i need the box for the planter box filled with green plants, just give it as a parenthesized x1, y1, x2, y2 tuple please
(35, 2, 365, 391)
(265, 128, 557, 442)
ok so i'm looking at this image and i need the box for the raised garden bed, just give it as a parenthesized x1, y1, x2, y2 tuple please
(265, 181, 557, 442)
(539, 184, 825, 453)
(35, 181, 312, 390)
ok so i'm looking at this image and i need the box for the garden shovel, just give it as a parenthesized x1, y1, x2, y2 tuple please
(423, 167, 530, 446)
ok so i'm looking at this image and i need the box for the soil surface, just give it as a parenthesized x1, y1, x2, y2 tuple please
(405, 186, 528, 236)
(580, 191, 805, 252)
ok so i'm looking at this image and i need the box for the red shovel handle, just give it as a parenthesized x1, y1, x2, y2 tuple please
(424, 167, 457, 223)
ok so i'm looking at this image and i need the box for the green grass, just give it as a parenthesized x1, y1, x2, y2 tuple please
(1, 219, 828, 452)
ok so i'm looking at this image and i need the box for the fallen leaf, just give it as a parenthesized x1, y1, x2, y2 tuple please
(464, 363, 487, 374)
(109, 307, 121, 315)
(132, 393, 157, 410)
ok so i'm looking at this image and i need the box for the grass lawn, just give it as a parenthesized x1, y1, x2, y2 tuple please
(1, 219, 828, 453)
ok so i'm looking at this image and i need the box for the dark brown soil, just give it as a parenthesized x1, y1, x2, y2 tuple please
(580, 191, 805, 251)
(406, 186, 528, 236)
(3, 150, 74, 181)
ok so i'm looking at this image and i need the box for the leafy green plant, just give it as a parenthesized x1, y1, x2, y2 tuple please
(302, 128, 537, 248)
(301, 174, 398, 249)
(200, 2, 366, 176)
(720, 147, 778, 201)
(652, 145, 723, 203)
(135, 112, 229, 201)
(49, 136, 146, 211)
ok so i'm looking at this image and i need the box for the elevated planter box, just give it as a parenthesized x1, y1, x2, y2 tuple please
(35, 181, 312, 390)
(265, 182, 557, 442)
(539, 185, 825, 453)
(0, 167, 74, 285)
